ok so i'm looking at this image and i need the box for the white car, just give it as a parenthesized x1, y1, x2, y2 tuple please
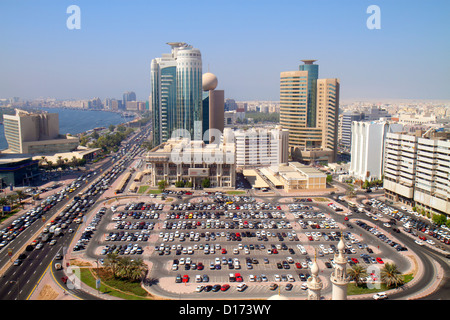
(415, 240, 424, 246)
(373, 292, 388, 300)
(196, 285, 205, 293)
(236, 283, 247, 292)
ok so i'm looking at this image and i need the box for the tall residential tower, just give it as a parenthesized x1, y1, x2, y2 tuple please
(280, 60, 340, 164)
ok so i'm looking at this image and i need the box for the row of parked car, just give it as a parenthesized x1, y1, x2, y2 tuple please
(73, 207, 106, 251)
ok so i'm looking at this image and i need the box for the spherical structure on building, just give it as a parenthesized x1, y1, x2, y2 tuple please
(202, 72, 218, 91)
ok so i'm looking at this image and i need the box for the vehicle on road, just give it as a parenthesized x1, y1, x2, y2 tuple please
(373, 292, 388, 300)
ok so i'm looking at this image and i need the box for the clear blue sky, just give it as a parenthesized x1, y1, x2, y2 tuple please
(0, 0, 449, 101)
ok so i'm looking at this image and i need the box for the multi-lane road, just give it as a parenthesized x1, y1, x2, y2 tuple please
(0, 124, 151, 300)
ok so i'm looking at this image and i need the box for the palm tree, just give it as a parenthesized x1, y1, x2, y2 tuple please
(15, 190, 25, 208)
(0, 197, 8, 217)
(104, 253, 121, 278)
(39, 156, 47, 167)
(381, 263, 404, 288)
(348, 264, 368, 287)
(116, 257, 133, 279)
(129, 259, 148, 282)
(57, 156, 64, 168)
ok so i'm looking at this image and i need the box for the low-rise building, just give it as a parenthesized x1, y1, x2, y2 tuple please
(258, 162, 327, 192)
(3, 109, 79, 154)
(146, 138, 235, 188)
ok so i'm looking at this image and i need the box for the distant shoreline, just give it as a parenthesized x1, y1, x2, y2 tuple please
(0, 107, 139, 151)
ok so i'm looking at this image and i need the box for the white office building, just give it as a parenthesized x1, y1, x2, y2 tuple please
(384, 130, 450, 215)
(349, 120, 403, 181)
(223, 126, 289, 168)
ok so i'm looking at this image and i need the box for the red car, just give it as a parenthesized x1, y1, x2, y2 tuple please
(308, 236, 314, 241)
(197, 262, 204, 270)
(295, 262, 302, 269)
(376, 257, 384, 264)
(235, 273, 243, 282)
(419, 236, 427, 241)
(185, 192, 192, 195)
(182, 275, 189, 283)
(351, 258, 359, 264)
(344, 216, 349, 221)
(272, 249, 278, 254)
(221, 249, 227, 254)
(221, 284, 230, 291)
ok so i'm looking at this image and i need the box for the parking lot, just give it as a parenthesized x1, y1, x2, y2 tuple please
(79, 193, 410, 297)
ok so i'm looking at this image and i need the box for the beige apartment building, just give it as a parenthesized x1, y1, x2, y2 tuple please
(280, 60, 339, 164)
(3, 109, 79, 154)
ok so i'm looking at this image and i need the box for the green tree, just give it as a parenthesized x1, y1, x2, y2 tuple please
(348, 264, 368, 287)
(432, 213, 447, 226)
(104, 253, 121, 278)
(201, 178, 210, 189)
(128, 259, 148, 282)
(158, 180, 168, 191)
(109, 124, 116, 132)
(0, 197, 9, 216)
(175, 180, 185, 188)
(326, 174, 333, 184)
(362, 180, 370, 189)
(381, 263, 404, 289)
(15, 190, 26, 209)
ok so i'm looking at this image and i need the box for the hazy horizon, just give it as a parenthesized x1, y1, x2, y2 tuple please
(1, 0, 449, 102)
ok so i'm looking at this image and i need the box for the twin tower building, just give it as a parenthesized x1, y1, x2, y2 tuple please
(151, 42, 224, 146)
(151, 43, 340, 166)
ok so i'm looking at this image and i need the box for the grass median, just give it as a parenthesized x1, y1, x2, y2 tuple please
(79, 268, 153, 300)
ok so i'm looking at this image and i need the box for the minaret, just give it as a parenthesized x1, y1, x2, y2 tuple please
(330, 233, 350, 300)
(307, 251, 323, 300)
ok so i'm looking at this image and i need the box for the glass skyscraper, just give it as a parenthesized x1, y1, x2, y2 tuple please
(151, 42, 203, 145)
(299, 60, 319, 128)
(175, 45, 203, 141)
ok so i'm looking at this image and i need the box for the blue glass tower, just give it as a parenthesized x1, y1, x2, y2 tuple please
(299, 60, 319, 128)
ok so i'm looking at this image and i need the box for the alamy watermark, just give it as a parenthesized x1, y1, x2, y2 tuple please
(366, 265, 382, 289)
(66, 265, 82, 290)
(168, 128, 281, 166)
(367, 5, 381, 30)
(66, 5, 81, 30)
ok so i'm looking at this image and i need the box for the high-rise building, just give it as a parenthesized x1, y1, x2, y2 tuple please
(123, 91, 136, 109)
(341, 111, 364, 149)
(151, 42, 203, 146)
(223, 126, 289, 168)
(280, 60, 340, 164)
(349, 120, 403, 182)
(384, 129, 450, 215)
